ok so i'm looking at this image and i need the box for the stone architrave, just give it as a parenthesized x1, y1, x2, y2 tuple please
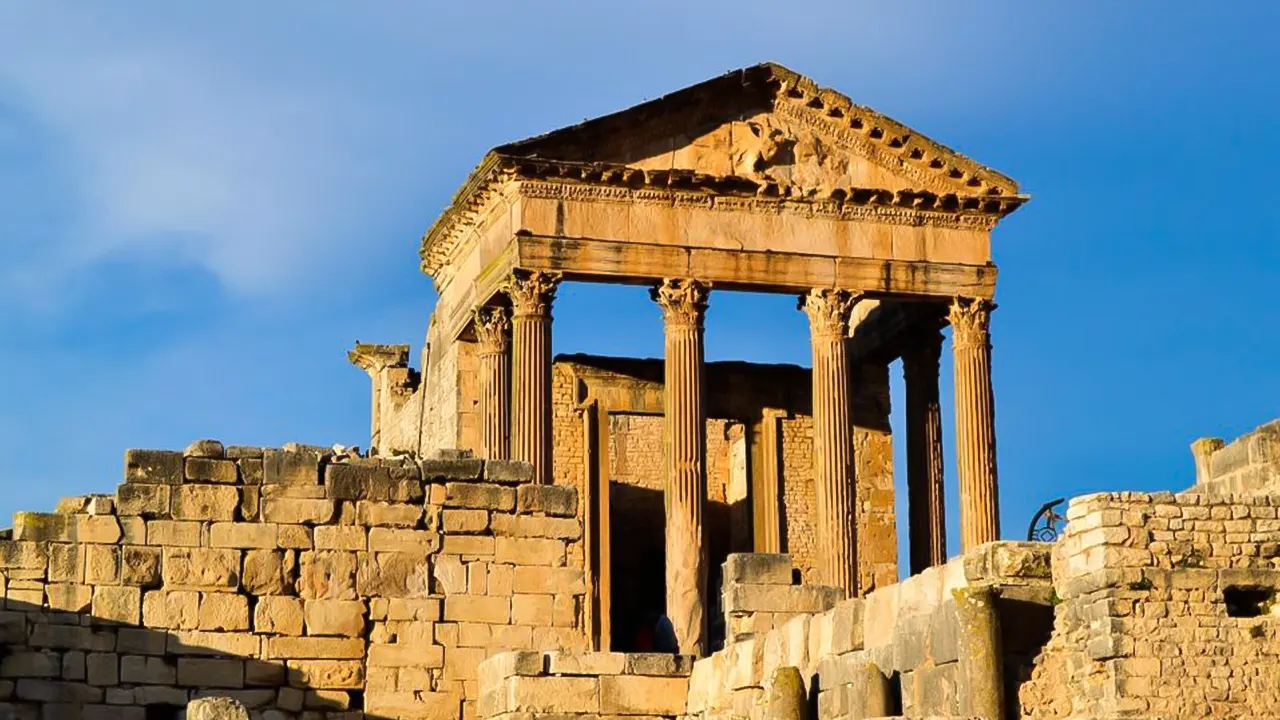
(651, 278, 711, 656)
(949, 297, 1000, 550)
(474, 305, 512, 460)
(508, 270, 561, 485)
(801, 288, 858, 597)
(904, 330, 947, 573)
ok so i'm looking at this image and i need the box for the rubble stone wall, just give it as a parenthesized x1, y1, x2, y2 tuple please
(1021, 491, 1280, 719)
(0, 442, 587, 720)
(688, 544, 1053, 720)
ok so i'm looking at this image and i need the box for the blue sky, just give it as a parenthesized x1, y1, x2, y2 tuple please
(1, 3, 1277, 565)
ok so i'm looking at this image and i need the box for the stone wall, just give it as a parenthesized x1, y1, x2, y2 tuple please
(477, 650, 692, 720)
(687, 544, 1054, 720)
(0, 442, 587, 720)
(1192, 419, 1280, 496)
(1021, 490, 1280, 719)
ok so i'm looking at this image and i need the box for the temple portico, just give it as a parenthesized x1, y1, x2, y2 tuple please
(391, 63, 1024, 654)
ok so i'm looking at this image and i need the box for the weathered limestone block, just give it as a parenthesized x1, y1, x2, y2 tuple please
(263, 448, 323, 486)
(366, 643, 444, 669)
(73, 515, 122, 544)
(254, 595, 303, 636)
(241, 550, 295, 596)
(443, 509, 489, 534)
(314, 525, 367, 551)
(276, 525, 312, 550)
(198, 593, 250, 631)
(444, 483, 515, 511)
(264, 636, 363, 660)
(171, 485, 239, 522)
(146, 519, 202, 547)
(184, 439, 225, 458)
(177, 658, 243, 688)
(116, 484, 170, 518)
(186, 695, 249, 720)
(142, 590, 200, 630)
(369, 528, 439, 553)
(443, 595, 510, 624)
(120, 656, 177, 685)
(325, 462, 423, 503)
(46, 584, 92, 613)
(365, 690, 461, 720)
(299, 551, 357, 600)
(511, 594, 552, 625)
(830, 598, 864, 653)
(515, 485, 577, 517)
(304, 600, 366, 636)
(421, 457, 484, 482)
(513, 567, 585, 594)
(121, 546, 162, 587)
(490, 514, 581, 540)
(209, 522, 277, 549)
(724, 553, 793, 585)
(286, 660, 365, 689)
(92, 586, 141, 625)
(49, 544, 85, 583)
(505, 676, 599, 714)
(482, 459, 534, 485)
(85, 545, 121, 584)
(125, 449, 183, 485)
(357, 501, 422, 528)
(355, 552, 431, 598)
(261, 498, 336, 525)
(440, 535, 494, 557)
(723, 584, 841, 614)
(12, 513, 68, 542)
(185, 458, 238, 484)
(495, 537, 566, 567)
(162, 548, 241, 592)
(764, 666, 807, 720)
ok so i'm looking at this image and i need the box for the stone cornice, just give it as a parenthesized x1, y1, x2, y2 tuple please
(420, 156, 1026, 278)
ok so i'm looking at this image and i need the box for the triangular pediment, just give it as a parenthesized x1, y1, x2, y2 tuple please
(497, 63, 1019, 198)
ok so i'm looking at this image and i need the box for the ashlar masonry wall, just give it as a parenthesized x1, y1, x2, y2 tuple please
(0, 441, 587, 720)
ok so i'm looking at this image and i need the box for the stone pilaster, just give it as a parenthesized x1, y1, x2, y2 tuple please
(652, 278, 710, 656)
(904, 330, 947, 574)
(949, 297, 1000, 551)
(474, 305, 512, 460)
(508, 270, 561, 485)
(801, 288, 858, 597)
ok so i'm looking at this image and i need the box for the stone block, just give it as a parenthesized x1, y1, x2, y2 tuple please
(263, 448, 323, 486)
(185, 458, 239, 484)
(277, 524, 313, 549)
(325, 463, 423, 503)
(261, 498, 335, 525)
(146, 519, 202, 547)
(367, 643, 445, 669)
(163, 548, 241, 592)
(495, 537, 566, 567)
(125, 449, 183, 485)
(505, 676, 599, 714)
(299, 551, 357, 600)
(490, 514, 581, 540)
(304, 599, 366, 636)
(443, 595, 510, 624)
(513, 567, 585, 594)
(12, 513, 68, 542)
(209, 522, 277, 549)
(441, 535, 494, 557)
(48, 543, 84, 583)
(264, 637, 364, 660)
(120, 656, 177, 685)
(511, 594, 552, 625)
(723, 553, 793, 585)
(421, 458, 484, 482)
(600, 674, 689, 715)
(444, 483, 515, 511)
(0, 541, 47, 571)
(624, 653, 695, 676)
(121, 546, 162, 587)
(184, 439, 225, 458)
(286, 660, 364, 689)
(171, 485, 239, 522)
(443, 509, 489, 534)
(116, 485, 170, 518)
(85, 545, 120, 584)
(516, 485, 578, 517)
(74, 515, 122, 544)
(254, 596, 303, 636)
(1, 651, 59, 678)
(242, 549, 295, 595)
(357, 551, 431, 598)
(483, 459, 534, 485)
(142, 590, 200, 630)
(365, 690, 461, 720)
(830, 598, 865, 653)
(369, 527, 439, 553)
(315, 525, 368, 551)
(930, 599, 960, 665)
(47, 584, 92, 613)
(357, 501, 422, 528)
(92, 586, 140, 625)
(198, 593, 250, 631)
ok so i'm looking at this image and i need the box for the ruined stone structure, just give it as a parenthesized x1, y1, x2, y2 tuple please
(4, 62, 1280, 720)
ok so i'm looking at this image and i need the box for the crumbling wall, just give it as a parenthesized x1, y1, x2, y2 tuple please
(1021, 491, 1280, 719)
(1192, 420, 1280, 496)
(687, 543, 1053, 720)
(0, 442, 587, 720)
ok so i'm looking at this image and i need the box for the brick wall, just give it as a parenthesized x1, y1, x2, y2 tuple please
(0, 442, 587, 720)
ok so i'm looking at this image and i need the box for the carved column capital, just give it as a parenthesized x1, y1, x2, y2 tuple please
(800, 289, 858, 339)
(473, 305, 511, 355)
(948, 297, 995, 350)
(507, 270, 562, 318)
(651, 279, 711, 329)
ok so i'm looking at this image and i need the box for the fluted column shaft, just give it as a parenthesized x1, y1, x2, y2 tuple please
(508, 271, 560, 485)
(475, 305, 512, 460)
(802, 289, 858, 597)
(653, 278, 710, 656)
(904, 330, 947, 574)
(950, 297, 1000, 550)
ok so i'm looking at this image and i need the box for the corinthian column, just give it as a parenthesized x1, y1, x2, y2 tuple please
(508, 270, 561, 485)
(903, 330, 947, 574)
(949, 297, 1000, 550)
(801, 288, 858, 597)
(652, 278, 710, 656)
(474, 305, 512, 460)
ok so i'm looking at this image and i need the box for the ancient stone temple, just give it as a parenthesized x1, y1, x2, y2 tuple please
(4, 62, 1278, 720)
(368, 62, 1023, 656)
